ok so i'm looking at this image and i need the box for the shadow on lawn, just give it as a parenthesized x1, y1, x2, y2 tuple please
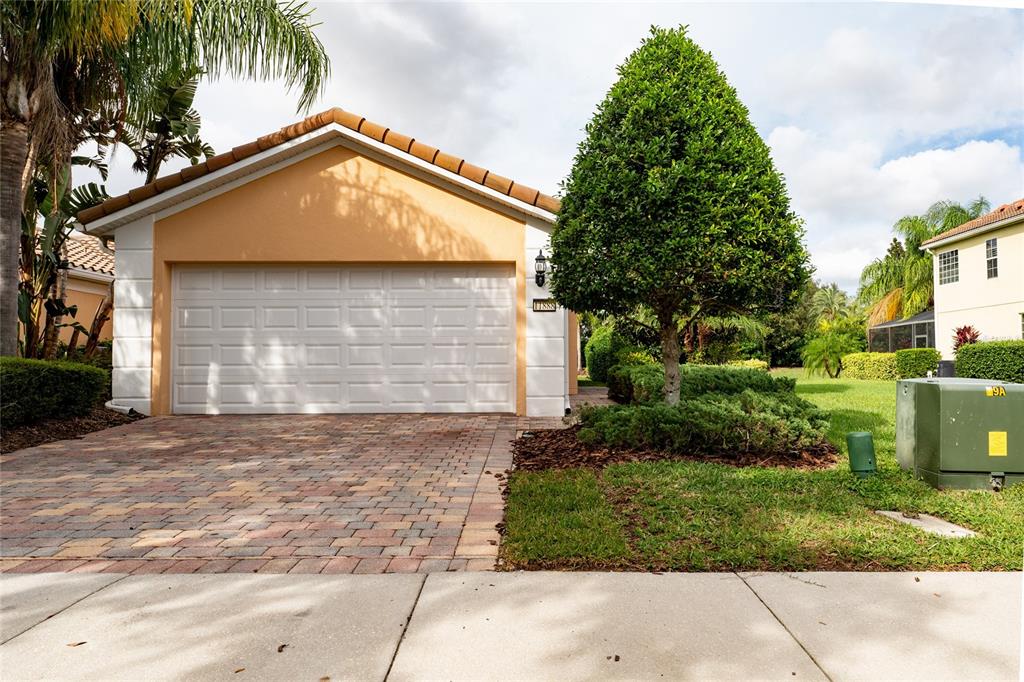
(797, 382, 853, 395)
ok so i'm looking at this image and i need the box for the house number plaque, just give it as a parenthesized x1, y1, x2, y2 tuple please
(532, 298, 558, 312)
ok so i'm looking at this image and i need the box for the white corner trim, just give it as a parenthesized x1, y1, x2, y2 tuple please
(80, 123, 557, 235)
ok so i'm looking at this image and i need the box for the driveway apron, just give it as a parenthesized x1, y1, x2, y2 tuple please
(0, 413, 555, 575)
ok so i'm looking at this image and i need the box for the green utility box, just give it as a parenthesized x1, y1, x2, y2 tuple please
(896, 378, 1023, 490)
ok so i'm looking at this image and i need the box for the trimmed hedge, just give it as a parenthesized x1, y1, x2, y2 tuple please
(578, 389, 829, 458)
(607, 362, 795, 404)
(1, 358, 108, 427)
(956, 340, 1024, 383)
(728, 358, 769, 371)
(842, 352, 898, 380)
(584, 325, 615, 383)
(894, 348, 941, 379)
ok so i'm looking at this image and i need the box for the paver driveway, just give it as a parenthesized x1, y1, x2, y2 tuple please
(1, 413, 557, 575)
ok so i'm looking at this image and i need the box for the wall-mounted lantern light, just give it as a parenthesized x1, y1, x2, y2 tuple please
(534, 251, 549, 287)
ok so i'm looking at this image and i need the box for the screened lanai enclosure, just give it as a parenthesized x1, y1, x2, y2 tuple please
(867, 310, 935, 353)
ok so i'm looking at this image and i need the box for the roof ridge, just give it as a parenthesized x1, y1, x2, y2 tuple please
(78, 107, 560, 224)
(40, 233, 115, 276)
(921, 196, 1024, 246)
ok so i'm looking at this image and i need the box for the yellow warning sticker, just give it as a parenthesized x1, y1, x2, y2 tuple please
(988, 431, 1007, 457)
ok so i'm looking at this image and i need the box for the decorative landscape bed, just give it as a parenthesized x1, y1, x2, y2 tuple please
(1, 407, 143, 454)
(499, 371, 1024, 572)
(513, 424, 837, 471)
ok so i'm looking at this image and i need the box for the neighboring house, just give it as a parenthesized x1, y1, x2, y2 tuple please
(61, 232, 115, 344)
(867, 309, 935, 353)
(922, 198, 1024, 360)
(78, 107, 578, 417)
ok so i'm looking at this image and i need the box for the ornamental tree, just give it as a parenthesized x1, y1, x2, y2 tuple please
(550, 26, 810, 404)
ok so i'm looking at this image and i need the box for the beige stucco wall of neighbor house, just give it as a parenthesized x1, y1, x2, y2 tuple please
(62, 274, 113, 344)
(137, 144, 551, 416)
(931, 220, 1024, 360)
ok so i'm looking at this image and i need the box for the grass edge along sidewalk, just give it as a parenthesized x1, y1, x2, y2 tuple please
(501, 370, 1024, 572)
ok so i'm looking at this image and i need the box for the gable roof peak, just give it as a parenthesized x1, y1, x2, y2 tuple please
(78, 107, 560, 225)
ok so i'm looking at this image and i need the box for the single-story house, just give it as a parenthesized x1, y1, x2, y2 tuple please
(61, 232, 115, 344)
(78, 107, 578, 417)
(921, 198, 1024, 360)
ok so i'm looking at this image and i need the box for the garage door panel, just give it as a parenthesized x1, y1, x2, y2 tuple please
(172, 265, 515, 413)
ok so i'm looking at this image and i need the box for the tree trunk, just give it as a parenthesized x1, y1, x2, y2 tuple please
(0, 119, 30, 356)
(660, 319, 682, 405)
(66, 326, 81, 355)
(41, 251, 68, 359)
(84, 280, 113, 358)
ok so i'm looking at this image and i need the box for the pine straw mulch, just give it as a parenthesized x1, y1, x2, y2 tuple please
(1, 407, 145, 454)
(511, 424, 838, 472)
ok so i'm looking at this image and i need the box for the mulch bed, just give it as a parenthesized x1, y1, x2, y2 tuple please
(1, 407, 144, 454)
(512, 425, 837, 472)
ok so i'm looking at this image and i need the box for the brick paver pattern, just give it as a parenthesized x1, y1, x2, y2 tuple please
(0, 413, 560, 575)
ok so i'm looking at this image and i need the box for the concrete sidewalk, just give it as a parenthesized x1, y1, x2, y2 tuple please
(0, 571, 1019, 681)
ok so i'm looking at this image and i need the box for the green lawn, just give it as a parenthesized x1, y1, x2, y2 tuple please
(502, 370, 1024, 571)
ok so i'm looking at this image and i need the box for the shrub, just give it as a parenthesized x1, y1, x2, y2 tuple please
(842, 352, 898, 380)
(578, 389, 829, 458)
(584, 325, 615, 382)
(616, 348, 657, 366)
(894, 348, 941, 379)
(1, 358, 108, 427)
(956, 340, 1024, 383)
(607, 362, 794, 404)
(952, 325, 980, 353)
(802, 328, 861, 378)
(728, 358, 769, 371)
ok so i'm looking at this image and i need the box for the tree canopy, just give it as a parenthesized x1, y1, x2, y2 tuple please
(1, 0, 330, 356)
(550, 26, 809, 402)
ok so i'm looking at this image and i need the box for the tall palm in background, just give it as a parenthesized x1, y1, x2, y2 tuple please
(122, 69, 215, 184)
(0, 0, 330, 355)
(811, 283, 851, 322)
(858, 197, 989, 326)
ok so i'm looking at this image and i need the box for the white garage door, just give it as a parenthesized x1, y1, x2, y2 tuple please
(171, 265, 516, 414)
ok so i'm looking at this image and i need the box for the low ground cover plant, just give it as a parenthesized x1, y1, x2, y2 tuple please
(955, 340, 1024, 383)
(577, 390, 830, 461)
(607, 361, 794, 405)
(1, 358, 108, 426)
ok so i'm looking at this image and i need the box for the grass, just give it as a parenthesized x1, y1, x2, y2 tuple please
(501, 369, 1024, 571)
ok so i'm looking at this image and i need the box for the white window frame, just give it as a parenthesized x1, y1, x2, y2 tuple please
(938, 249, 959, 285)
(985, 238, 998, 279)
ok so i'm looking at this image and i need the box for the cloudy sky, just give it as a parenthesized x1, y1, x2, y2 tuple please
(90, 1, 1024, 292)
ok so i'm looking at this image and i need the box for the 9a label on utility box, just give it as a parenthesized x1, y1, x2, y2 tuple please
(988, 431, 1007, 457)
(985, 386, 1006, 397)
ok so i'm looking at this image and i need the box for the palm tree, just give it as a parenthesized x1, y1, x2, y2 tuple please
(858, 197, 989, 325)
(811, 283, 850, 323)
(0, 0, 330, 355)
(121, 69, 215, 184)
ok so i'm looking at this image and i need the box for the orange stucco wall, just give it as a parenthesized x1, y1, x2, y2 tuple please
(62, 277, 112, 344)
(151, 144, 528, 415)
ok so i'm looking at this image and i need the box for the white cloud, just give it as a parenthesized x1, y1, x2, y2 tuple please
(769, 128, 1024, 290)
(74, 2, 1023, 299)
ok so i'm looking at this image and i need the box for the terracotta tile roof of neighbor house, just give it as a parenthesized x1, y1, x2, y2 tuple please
(65, 232, 115, 276)
(77, 107, 561, 224)
(922, 197, 1024, 246)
